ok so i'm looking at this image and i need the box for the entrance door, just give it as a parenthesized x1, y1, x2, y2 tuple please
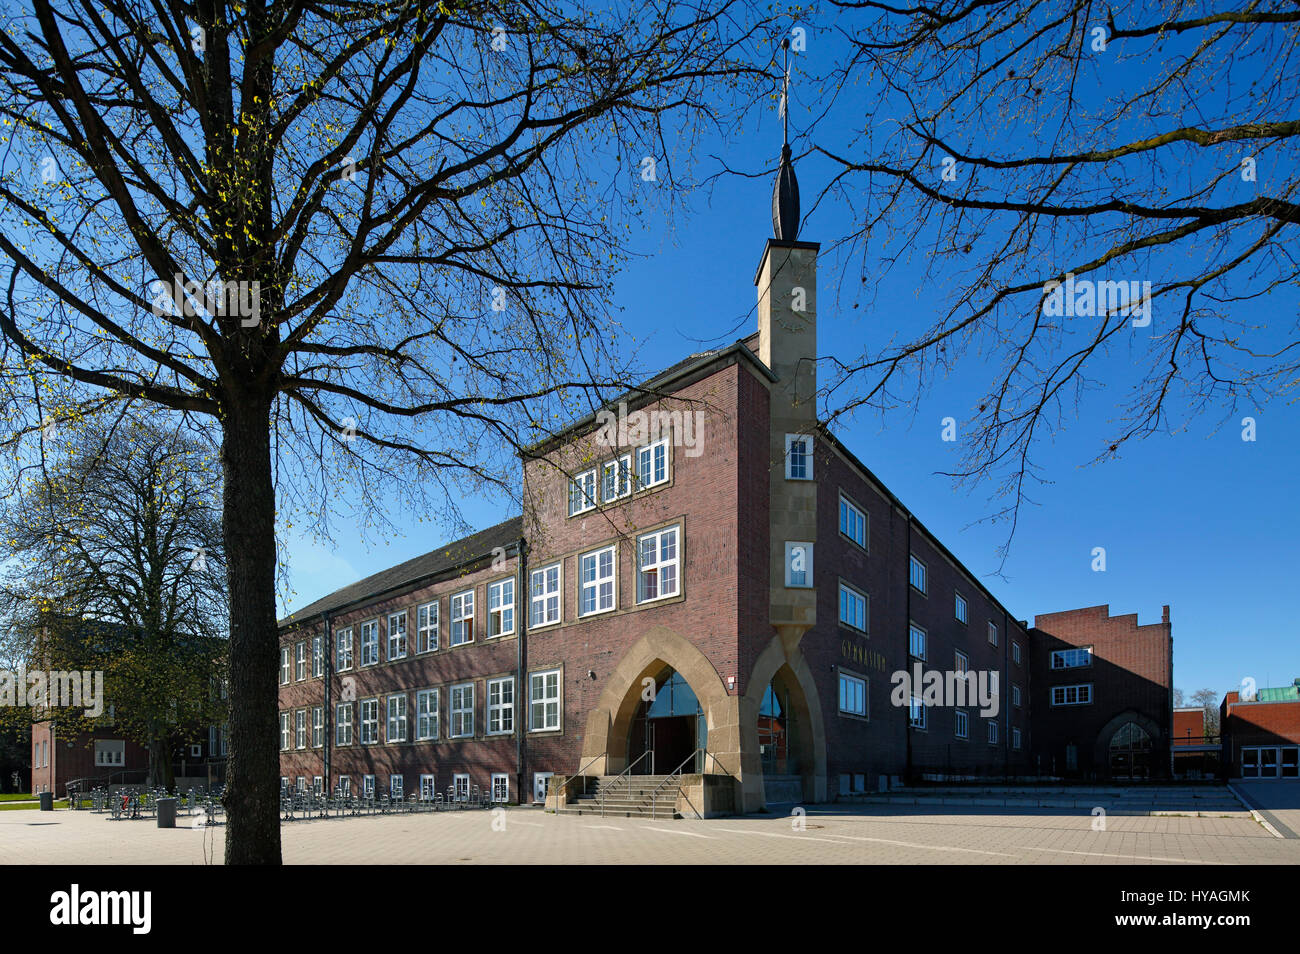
(627, 669, 704, 775)
(1260, 747, 1280, 778)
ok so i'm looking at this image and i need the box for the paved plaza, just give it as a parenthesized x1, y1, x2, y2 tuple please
(4, 790, 1298, 865)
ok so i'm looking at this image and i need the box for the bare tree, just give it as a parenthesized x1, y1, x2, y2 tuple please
(0, 0, 769, 861)
(1191, 687, 1220, 737)
(804, 0, 1297, 561)
(0, 413, 227, 788)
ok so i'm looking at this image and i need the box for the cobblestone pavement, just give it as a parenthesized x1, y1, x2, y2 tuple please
(3, 802, 1296, 865)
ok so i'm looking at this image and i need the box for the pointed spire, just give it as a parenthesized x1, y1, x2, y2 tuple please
(772, 37, 800, 241)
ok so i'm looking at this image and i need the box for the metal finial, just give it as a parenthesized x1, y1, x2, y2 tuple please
(772, 37, 799, 241)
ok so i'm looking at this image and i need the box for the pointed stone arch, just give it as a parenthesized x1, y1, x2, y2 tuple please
(579, 625, 739, 777)
(739, 634, 827, 812)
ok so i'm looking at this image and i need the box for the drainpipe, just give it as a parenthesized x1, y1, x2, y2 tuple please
(904, 512, 913, 786)
(1002, 609, 1009, 781)
(323, 610, 333, 792)
(516, 536, 528, 804)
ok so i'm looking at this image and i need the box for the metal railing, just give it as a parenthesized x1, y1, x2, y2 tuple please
(597, 750, 653, 817)
(648, 749, 724, 819)
(567, 751, 607, 801)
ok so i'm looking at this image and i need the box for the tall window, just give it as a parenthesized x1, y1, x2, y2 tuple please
(450, 683, 474, 738)
(637, 439, 669, 489)
(360, 620, 379, 666)
(1012, 685, 1022, 708)
(390, 775, 404, 799)
(488, 579, 515, 637)
(839, 494, 866, 548)
(450, 590, 474, 645)
(279, 712, 290, 751)
(487, 677, 514, 735)
(988, 721, 999, 744)
(636, 525, 680, 603)
(955, 710, 968, 739)
(1012, 642, 1022, 664)
(955, 593, 968, 624)
(387, 694, 407, 742)
(335, 703, 353, 746)
(579, 545, 616, 615)
(491, 773, 510, 803)
(388, 612, 407, 659)
(360, 698, 379, 744)
(279, 647, 290, 685)
(295, 709, 307, 749)
(908, 555, 927, 594)
(312, 706, 324, 748)
(295, 641, 307, 681)
(839, 583, 867, 631)
(602, 454, 632, 502)
(785, 542, 813, 588)
(416, 689, 439, 741)
(954, 650, 969, 674)
(1012, 727, 1022, 750)
(987, 621, 998, 646)
(417, 601, 439, 653)
(530, 669, 561, 731)
(363, 775, 375, 798)
(335, 627, 353, 671)
(785, 434, 812, 479)
(530, 564, 562, 627)
(311, 635, 324, 677)
(420, 775, 437, 801)
(839, 673, 867, 716)
(909, 623, 926, 660)
(568, 469, 597, 515)
(909, 696, 926, 729)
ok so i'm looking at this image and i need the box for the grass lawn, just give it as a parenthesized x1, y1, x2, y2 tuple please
(0, 799, 68, 811)
(0, 793, 37, 802)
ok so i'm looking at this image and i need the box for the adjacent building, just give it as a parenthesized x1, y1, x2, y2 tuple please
(1221, 680, 1300, 779)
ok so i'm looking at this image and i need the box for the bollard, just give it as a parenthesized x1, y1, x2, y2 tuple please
(156, 797, 177, 828)
(39, 791, 53, 811)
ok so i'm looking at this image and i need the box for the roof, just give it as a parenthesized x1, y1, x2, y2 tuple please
(278, 516, 523, 628)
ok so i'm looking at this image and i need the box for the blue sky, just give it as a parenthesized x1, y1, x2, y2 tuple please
(280, 17, 1299, 704)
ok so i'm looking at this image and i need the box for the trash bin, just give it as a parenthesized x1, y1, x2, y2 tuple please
(156, 797, 177, 828)
(38, 792, 53, 811)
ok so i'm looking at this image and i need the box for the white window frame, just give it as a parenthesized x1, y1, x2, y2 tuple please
(636, 438, 670, 490)
(488, 578, 515, 638)
(295, 709, 307, 749)
(335, 702, 353, 746)
(390, 775, 404, 800)
(387, 693, 408, 743)
(954, 650, 969, 674)
(491, 773, 509, 803)
(529, 669, 562, 732)
(602, 453, 633, 502)
(312, 706, 324, 748)
(908, 555, 927, 594)
(335, 626, 353, 671)
(415, 688, 440, 741)
(279, 647, 290, 685)
(568, 468, 597, 515)
(363, 774, 376, 798)
(311, 635, 324, 678)
(839, 672, 867, 717)
(94, 740, 125, 767)
(839, 493, 866, 549)
(450, 682, 474, 738)
(279, 713, 290, 751)
(360, 619, 380, 667)
(955, 709, 969, 739)
(987, 621, 998, 646)
(487, 676, 515, 735)
(529, 563, 562, 628)
(337, 775, 351, 796)
(417, 600, 439, 653)
(450, 590, 475, 645)
(955, 593, 968, 624)
(295, 641, 307, 681)
(988, 721, 999, 745)
(419, 775, 437, 801)
(1050, 647, 1093, 669)
(908, 623, 926, 661)
(579, 544, 617, 616)
(838, 582, 867, 632)
(1012, 641, 1022, 665)
(313, 776, 323, 796)
(1050, 684, 1094, 707)
(388, 611, 408, 659)
(909, 696, 926, 729)
(453, 774, 470, 801)
(360, 698, 380, 744)
(636, 524, 680, 604)
(785, 433, 813, 480)
(784, 542, 813, 588)
(1012, 684, 1022, 708)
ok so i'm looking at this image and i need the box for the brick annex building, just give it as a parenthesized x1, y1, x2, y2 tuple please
(277, 151, 1176, 813)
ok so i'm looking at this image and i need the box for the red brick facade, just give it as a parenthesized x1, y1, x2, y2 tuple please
(1221, 689, 1300, 778)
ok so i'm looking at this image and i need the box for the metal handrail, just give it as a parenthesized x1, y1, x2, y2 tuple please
(597, 750, 654, 817)
(567, 751, 607, 801)
(648, 748, 724, 819)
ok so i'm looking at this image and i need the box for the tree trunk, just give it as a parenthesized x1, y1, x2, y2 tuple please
(221, 397, 282, 864)
(147, 734, 175, 791)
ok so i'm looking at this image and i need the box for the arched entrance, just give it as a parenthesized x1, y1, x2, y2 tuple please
(740, 651, 824, 808)
(626, 668, 707, 775)
(1108, 721, 1153, 779)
